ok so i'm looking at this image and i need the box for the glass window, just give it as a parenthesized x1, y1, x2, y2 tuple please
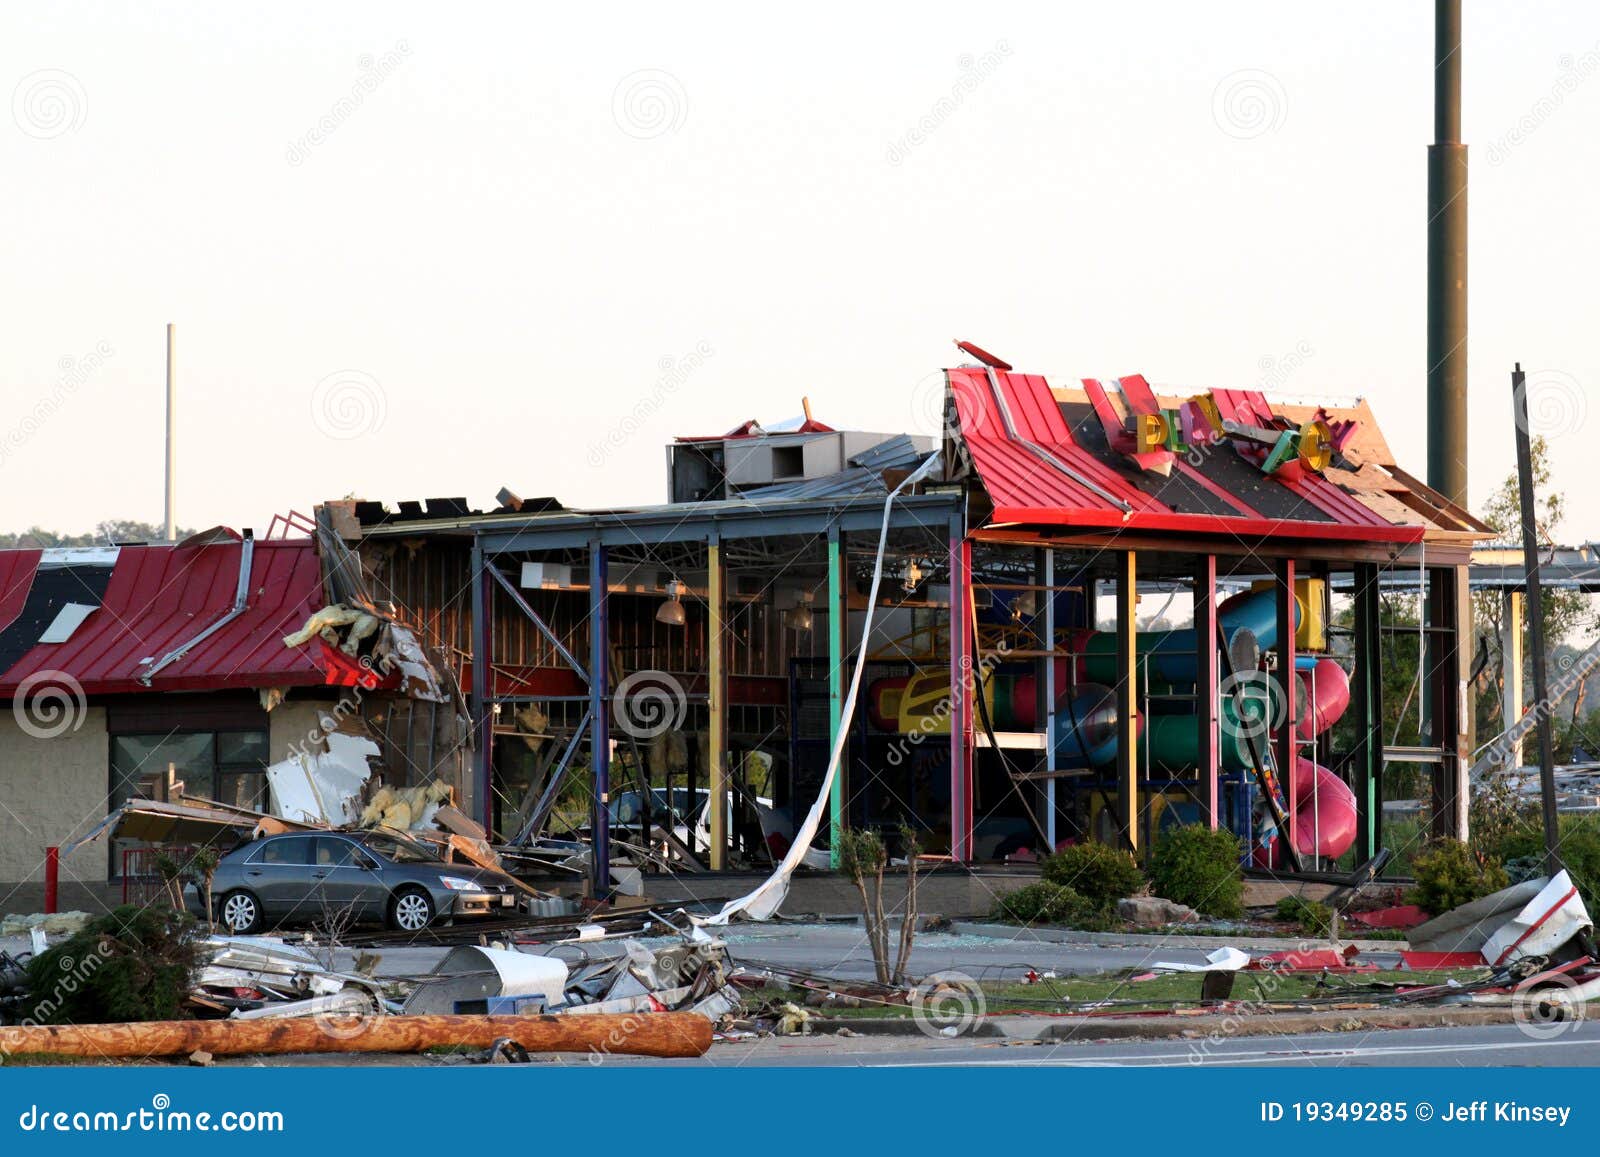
(257, 836, 316, 865)
(315, 837, 360, 866)
(110, 733, 216, 809)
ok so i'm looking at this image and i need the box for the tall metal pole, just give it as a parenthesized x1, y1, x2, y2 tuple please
(1427, 0, 1469, 507)
(164, 323, 176, 541)
(1512, 365, 1562, 875)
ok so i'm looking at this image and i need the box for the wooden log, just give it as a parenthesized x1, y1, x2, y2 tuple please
(0, 1013, 711, 1059)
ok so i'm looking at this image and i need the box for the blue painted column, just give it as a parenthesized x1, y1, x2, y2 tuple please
(589, 541, 610, 895)
(469, 539, 493, 832)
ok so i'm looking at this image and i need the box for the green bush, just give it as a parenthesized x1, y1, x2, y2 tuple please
(1042, 843, 1145, 911)
(1147, 825, 1244, 918)
(23, 906, 201, 1025)
(1408, 838, 1509, 916)
(993, 882, 1101, 926)
(1275, 895, 1333, 938)
(1485, 815, 1600, 902)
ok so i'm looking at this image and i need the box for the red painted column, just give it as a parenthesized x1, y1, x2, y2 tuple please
(948, 526, 974, 862)
(44, 847, 59, 914)
(1275, 559, 1298, 827)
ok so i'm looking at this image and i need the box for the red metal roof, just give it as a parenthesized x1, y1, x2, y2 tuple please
(949, 367, 1427, 544)
(0, 536, 330, 695)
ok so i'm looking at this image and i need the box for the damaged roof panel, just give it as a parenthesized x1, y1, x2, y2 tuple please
(0, 536, 329, 695)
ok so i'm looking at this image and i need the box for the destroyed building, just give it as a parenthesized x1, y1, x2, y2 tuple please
(0, 522, 464, 907)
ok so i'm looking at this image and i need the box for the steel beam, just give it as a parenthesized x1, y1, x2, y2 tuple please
(1274, 559, 1299, 826)
(1195, 553, 1220, 828)
(469, 542, 493, 831)
(1043, 548, 1057, 848)
(588, 542, 610, 894)
(949, 520, 974, 862)
(827, 524, 845, 868)
(1352, 563, 1384, 862)
(1114, 551, 1139, 852)
(475, 495, 959, 555)
(708, 537, 728, 871)
(1500, 588, 1525, 770)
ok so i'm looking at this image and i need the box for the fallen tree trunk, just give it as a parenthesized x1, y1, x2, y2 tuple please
(0, 1012, 712, 1060)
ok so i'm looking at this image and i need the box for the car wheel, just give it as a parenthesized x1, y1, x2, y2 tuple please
(389, 887, 435, 932)
(219, 889, 262, 934)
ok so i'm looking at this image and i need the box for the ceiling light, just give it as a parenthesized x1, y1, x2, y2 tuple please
(656, 579, 687, 627)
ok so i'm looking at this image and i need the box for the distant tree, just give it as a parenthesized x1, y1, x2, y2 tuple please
(0, 520, 196, 549)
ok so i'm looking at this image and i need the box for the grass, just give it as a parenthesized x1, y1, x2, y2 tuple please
(762, 968, 1486, 1018)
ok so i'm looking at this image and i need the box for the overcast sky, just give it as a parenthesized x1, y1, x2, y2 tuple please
(2, 2, 1597, 540)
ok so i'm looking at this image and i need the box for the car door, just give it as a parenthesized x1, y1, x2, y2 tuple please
(313, 836, 386, 917)
(244, 835, 318, 918)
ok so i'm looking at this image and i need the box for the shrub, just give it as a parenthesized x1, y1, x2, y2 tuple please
(993, 882, 1100, 926)
(1484, 814, 1600, 902)
(1042, 843, 1145, 911)
(1147, 825, 1244, 918)
(1408, 838, 1509, 916)
(1275, 895, 1333, 938)
(24, 905, 201, 1024)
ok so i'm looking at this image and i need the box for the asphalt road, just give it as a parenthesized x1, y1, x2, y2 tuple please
(574, 1021, 1600, 1068)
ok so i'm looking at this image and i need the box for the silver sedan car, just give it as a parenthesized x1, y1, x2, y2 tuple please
(202, 831, 525, 934)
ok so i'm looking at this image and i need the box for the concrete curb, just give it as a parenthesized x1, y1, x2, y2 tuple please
(808, 1005, 1521, 1043)
(949, 920, 1402, 955)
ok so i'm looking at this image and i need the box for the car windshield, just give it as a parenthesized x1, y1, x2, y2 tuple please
(357, 833, 443, 864)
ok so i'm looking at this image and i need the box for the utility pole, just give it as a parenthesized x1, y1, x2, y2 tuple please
(1427, 0, 1469, 506)
(164, 323, 176, 542)
(1512, 365, 1562, 876)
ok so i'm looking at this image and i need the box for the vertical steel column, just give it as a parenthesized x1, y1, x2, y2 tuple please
(1114, 551, 1139, 852)
(1194, 554, 1220, 828)
(948, 521, 974, 862)
(1427, 565, 1469, 841)
(588, 542, 610, 894)
(1274, 560, 1298, 819)
(469, 540, 494, 831)
(1352, 564, 1385, 862)
(1501, 589, 1525, 770)
(708, 536, 728, 871)
(1043, 548, 1057, 849)
(826, 525, 845, 868)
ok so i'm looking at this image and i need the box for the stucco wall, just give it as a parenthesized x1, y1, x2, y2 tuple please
(0, 708, 109, 884)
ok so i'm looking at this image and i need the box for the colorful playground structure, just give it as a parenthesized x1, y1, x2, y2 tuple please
(868, 588, 1359, 865)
